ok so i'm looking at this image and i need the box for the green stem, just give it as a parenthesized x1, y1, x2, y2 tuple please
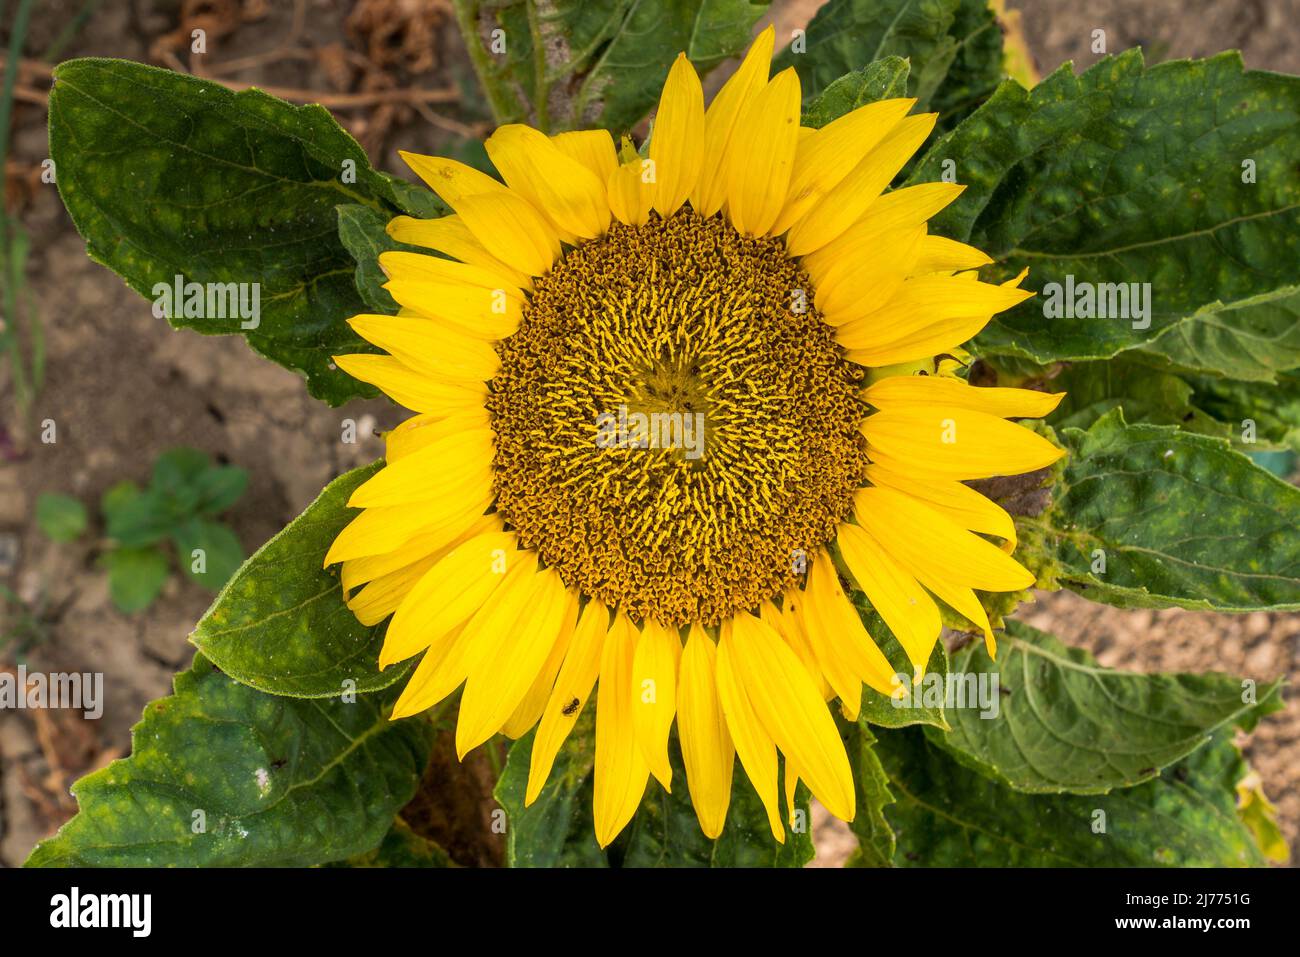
(449, 0, 523, 126)
(524, 0, 550, 132)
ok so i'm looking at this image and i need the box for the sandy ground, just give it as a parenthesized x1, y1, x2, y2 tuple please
(1, 0, 1297, 867)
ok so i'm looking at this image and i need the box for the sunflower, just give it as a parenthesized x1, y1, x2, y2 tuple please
(326, 26, 1064, 848)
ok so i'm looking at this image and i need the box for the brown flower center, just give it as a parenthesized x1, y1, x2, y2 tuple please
(487, 209, 868, 625)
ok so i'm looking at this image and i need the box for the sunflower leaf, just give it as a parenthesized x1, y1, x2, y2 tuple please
(25, 654, 432, 867)
(622, 736, 815, 867)
(46, 58, 422, 405)
(336, 203, 420, 314)
(326, 818, 456, 868)
(191, 462, 410, 698)
(844, 719, 896, 867)
(494, 711, 608, 868)
(911, 51, 1300, 370)
(1020, 408, 1300, 611)
(801, 56, 911, 128)
(930, 619, 1282, 794)
(458, 0, 770, 133)
(876, 725, 1268, 866)
(775, 0, 1004, 126)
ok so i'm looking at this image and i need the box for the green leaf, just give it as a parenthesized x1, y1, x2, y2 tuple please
(877, 726, 1268, 866)
(708, 767, 815, 867)
(774, 0, 1003, 121)
(47, 58, 413, 405)
(35, 492, 86, 542)
(844, 719, 896, 866)
(932, 619, 1282, 794)
(192, 464, 249, 516)
(459, 0, 770, 133)
(104, 486, 178, 548)
(327, 818, 455, 868)
(846, 588, 950, 730)
(337, 203, 423, 313)
(99, 479, 142, 519)
(1191, 370, 1300, 454)
(909, 51, 1300, 366)
(104, 546, 170, 613)
(801, 56, 911, 129)
(190, 463, 405, 698)
(151, 447, 210, 497)
(494, 709, 607, 868)
(173, 517, 245, 592)
(1047, 357, 1233, 441)
(620, 735, 814, 867)
(1022, 409, 1300, 610)
(26, 655, 433, 867)
(1136, 285, 1300, 383)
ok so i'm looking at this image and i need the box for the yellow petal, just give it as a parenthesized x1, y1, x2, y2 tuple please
(341, 511, 499, 593)
(811, 225, 925, 325)
(728, 612, 855, 822)
(347, 427, 493, 508)
(835, 522, 941, 674)
(691, 25, 774, 216)
(649, 54, 705, 217)
(386, 214, 532, 289)
(551, 129, 618, 184)
(863, 373, 1064, 419)
(384, 278, 522, 340)
(836, 274, 1035, 359)
(486, 124, 610, 240)
(861, 406, 1064, 480)
(389, 551, 539, 719)
(379, 531, 520, 668)
(799, 549, 898, 698)
(455, 191, 560, 277)
(347, 314, 500, 382)
(398, 151, 507, 204)
(631, 618, 682, 790)
(594, 612, 651, 847)
(526, 599, 609, 805)
(678, 626, 734, 838)
(785, 112, 937, 255)
(500, 588, 581, 739)
(377, 250, 527, 295)
(855, 486, 1036, 593)
(787, 585, 863, 717)
(331, 354, 486, 415)
(866, 461, 1018, 551)
(726, 67, 801, 236)
(345, 551, 441, 627)
(456, 567, 574, 757)
(800, 182, 966, 278)
(770, 97, 915, 235)
(607, 157, 655, 227)
(764, 597, 831, 700)
(716, 620, 785, 843)
(913, 234, 994, 274)
(324, 491, 491, 565)
(383, 409, 491, 462)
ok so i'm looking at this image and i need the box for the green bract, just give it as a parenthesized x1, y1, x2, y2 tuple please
(28, 0, 1297, 868)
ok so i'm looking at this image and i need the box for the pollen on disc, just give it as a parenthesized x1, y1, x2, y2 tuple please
(487, 209, 868, 626)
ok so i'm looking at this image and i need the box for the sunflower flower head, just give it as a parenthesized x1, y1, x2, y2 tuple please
(326, 26, 1065, 848)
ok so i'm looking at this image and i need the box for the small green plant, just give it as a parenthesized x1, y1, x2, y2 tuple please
(37, 448, 248, 613)
(0, 583, 55, 661)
